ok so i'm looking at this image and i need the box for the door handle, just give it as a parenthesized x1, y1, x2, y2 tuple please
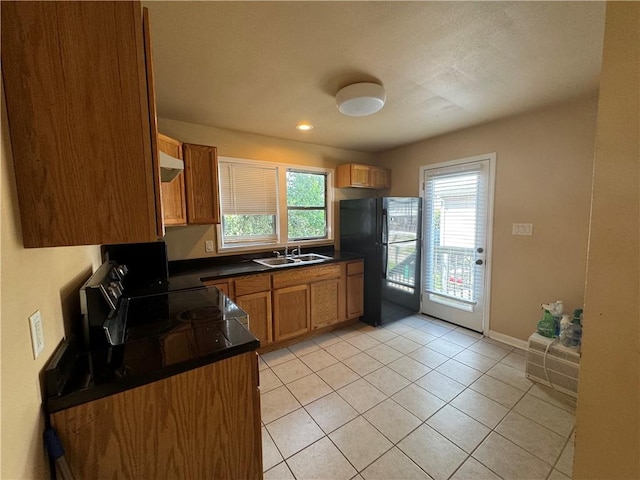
(475, 259, 483, 265)
(477, 247, 484, 253)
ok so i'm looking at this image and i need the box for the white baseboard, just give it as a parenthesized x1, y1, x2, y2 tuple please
(487, 330, 529, 351)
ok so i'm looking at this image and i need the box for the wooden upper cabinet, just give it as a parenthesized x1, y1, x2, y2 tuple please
(336, 163, 390, 189)
(370, 167, 391, 189)
(1, 1, 163, 247)
(183, 143, 221, 224)
(158, 134, 187, 226)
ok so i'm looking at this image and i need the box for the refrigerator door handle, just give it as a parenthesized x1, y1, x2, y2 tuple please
(382, 244, 388, 279)
(381, 208, 388, 244)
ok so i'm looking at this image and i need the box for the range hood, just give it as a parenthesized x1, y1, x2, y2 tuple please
(159, 151, 184, 182)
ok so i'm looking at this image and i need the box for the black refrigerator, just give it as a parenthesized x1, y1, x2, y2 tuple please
(340, 197, 422, 326)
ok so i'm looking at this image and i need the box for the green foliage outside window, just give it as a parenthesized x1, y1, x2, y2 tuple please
(287, 171, 327, 240)
(223, 215, 276, 238)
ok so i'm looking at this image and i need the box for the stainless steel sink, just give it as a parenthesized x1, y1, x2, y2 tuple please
(253, 257, 299, 267)
(290, 253, 331, 263)
(253, 253, 332, 268)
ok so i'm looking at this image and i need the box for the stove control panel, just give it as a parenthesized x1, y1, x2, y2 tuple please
(80, 262, 129, 316)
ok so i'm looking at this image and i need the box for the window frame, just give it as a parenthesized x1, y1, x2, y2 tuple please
(286, 168, 329, 242)
(216, 156, 334, 253)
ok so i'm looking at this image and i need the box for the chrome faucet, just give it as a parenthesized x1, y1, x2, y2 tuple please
(274, 247, 289, 258)
(291, 246, 302, 256)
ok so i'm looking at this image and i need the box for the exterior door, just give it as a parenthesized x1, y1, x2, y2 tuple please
(420, 154, 494, 333)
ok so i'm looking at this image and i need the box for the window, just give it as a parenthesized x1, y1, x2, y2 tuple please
(286, 170, 327, 241)
(219, 161, 278, 246)
(217, 157, 332, 251)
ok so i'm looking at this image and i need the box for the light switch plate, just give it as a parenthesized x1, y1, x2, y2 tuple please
(512, 223, 534, 235)
(29, 310, 45, 359)
(205, 240, 214, 252)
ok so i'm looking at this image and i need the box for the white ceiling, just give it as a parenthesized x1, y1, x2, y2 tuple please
(145, 1, 606, 153)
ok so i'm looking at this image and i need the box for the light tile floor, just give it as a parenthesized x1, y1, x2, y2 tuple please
(260, 314, 577, 480)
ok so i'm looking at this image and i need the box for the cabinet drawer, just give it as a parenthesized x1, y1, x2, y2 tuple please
(347, 261, 364, 275)
(203, 280, 231, 297)
(232, 274, 271, 296)
(272, 264, 341, 289)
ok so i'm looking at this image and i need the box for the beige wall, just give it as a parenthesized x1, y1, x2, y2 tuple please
(573, 2, 639, 478)
(1, 80, 102, 478)
(376, 96, 598, 342)
(158, 118, 378, 260)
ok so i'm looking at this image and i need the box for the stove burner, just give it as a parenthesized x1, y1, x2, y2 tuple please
(177, 306, 222, 323)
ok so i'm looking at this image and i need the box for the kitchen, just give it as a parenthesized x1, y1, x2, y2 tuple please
(0, 2, 637, 479)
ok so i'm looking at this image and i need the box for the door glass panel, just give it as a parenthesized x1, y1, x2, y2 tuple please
(425, 170, 482, 307)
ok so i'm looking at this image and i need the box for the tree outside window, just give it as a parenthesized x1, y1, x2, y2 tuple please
(286, 170, 327, 241)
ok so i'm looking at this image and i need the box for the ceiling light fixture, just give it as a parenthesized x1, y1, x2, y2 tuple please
(296, 122, 313, 131)
(336, 82, 386, 117)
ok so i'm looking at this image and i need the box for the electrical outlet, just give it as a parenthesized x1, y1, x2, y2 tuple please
(512, 223, 534, 236)
(205, 240, 214, 253)
(29, 310, 45, 359)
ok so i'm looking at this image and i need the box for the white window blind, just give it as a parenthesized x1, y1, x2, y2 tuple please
(219, 162, 278, 216)
(424, 162, 486, 305)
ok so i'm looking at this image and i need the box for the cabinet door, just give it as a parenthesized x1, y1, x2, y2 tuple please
(183, 143, 220, 224)
(311, 278, 341, 330)
(346, 262, 365, 319)
(236, 291, 272, 346)
(273, 285, 310, 341)
(370, 167, 390, 189)
(347, 274, 364, 319)
(158, 134, 187, 226)
(1, 1, 161, 247)
(50, 353, 262, 479)
(351, 164, 371, 187)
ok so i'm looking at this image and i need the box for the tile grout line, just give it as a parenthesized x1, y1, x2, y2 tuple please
(262, 318, 575, 480)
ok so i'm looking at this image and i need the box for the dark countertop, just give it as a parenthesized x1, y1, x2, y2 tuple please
(45, 287, 259, 414)
(46, 250, 363, 414)
(168, 249, 363, 284)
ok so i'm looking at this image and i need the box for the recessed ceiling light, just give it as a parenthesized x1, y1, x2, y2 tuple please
(296, 122, 313, 131)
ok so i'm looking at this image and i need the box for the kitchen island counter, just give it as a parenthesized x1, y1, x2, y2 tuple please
(44, 286, 262, 479)
(45, 287, 259, 414)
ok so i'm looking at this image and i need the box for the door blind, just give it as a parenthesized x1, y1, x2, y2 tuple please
(424, 162, 486, 305)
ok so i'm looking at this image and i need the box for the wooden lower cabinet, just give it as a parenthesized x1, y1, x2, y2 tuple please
(346, 260, 365, 319)
(236, 291, 272, 346)
(231, 274, 272, 347)
(211, 261, 362, 349)
(49, 352, 262, 479)
(311, 278, 341, 329)
(204, 279, 231, 297)
(273, 284, 310, 341)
